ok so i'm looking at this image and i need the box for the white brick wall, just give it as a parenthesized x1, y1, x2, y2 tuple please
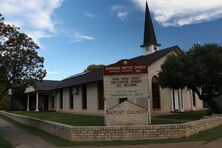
(1, 111, 222, 142)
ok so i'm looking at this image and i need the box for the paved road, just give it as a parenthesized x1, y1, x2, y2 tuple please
(0, 118, 55, 148)
(0, 117, 222, 148)
(72, 139, 222, 148)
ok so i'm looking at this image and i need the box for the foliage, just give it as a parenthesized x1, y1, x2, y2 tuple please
(84, 64, 105, 72)
(0, 13, 46, 99)
(0, 95, 10, 110)
(159, 43, 222, 113)
(11, 84, 26, 101)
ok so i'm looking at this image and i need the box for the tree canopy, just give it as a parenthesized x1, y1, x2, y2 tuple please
(0, 14, 46, 97)
(159, 43, 222, 113)
(84, 64, 105, 72)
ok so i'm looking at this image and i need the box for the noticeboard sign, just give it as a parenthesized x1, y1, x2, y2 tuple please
(103, 60, 151, 126)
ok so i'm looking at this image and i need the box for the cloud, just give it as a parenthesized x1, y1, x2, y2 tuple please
(132, 0, 222, 26)
(73, 32, 96, 42)
(0, 0, 64, 47)
(112, 5, 128, 20)
(84, 11, 95, 18)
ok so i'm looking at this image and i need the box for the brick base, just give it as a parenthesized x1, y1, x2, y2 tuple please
(0, 111, 221, 142)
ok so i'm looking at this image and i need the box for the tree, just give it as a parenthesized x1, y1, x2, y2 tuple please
(84, 64, 105, 72)
(0, 14, 46, 99)
(159, 43, 222, 113)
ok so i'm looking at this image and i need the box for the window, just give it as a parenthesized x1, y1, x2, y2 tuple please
(69, 88, 74, 109)
(192, 91, 196, 107)
(98, 82, 104, 110)
(82, 85, 87, 109)
(172, 89, 183, 112)
(60, 89, 63, 109)
(152, 76, 160, 109)
(119, 98, 127, 104)
(51, 96, 54, 108)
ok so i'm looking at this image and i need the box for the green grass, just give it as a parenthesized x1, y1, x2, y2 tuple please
(151, 118, 185, 124)
(14, 110, 208, 126)
(14, 111, 105, 126)
(156, 110, 208, 121)
(0, 134, 14, 148)
(151, 110, 208, 124)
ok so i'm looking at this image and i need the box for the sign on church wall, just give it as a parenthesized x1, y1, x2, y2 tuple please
(103, 60, 151, 125)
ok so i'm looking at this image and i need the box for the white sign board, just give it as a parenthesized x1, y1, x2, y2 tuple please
(103, 60, 151, 125)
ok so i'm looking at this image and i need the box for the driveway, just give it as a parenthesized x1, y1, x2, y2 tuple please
(0, 118, 55, 148)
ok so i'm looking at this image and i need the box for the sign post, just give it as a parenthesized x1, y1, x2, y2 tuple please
(103, 60, 151, 125)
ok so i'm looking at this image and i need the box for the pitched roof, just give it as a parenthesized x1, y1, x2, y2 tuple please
(34, 80, 60, 91)
(130, 45, 181, 65)
(55, 45, 181, 89)
(140, 1, 159, 47)
(56, 68, 104, 89)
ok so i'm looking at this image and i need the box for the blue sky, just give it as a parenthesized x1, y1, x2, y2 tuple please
(1, 0, 222, 80)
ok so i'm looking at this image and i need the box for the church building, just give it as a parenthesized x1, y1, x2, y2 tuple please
(24, 2, 203, 115)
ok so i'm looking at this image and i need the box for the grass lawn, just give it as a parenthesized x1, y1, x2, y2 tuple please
(0, 114, 221, 147)
(13, 110, 208, 126)
(14, 111, 105, 126)
(152, 110, 208, 124)
(157, 110, 208, 121)
(0, 134, 14, 148)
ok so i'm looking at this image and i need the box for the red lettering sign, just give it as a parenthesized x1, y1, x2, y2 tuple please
(104, 60, 148, 75)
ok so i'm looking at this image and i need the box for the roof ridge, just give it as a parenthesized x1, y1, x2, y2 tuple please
(130, 45, 179, 60)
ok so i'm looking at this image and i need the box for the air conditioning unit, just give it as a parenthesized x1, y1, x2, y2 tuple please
(8, 89, 13, 96)
(72, 87, 80, 94)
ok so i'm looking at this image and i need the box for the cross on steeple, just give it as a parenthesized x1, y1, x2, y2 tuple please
(140, 1, 160, 55)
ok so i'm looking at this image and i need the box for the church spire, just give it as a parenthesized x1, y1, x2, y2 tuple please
(140, 1, 160, 55)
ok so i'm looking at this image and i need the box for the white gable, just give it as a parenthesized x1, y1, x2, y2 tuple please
(24, 86, 35, 93)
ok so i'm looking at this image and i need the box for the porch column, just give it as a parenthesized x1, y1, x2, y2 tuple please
(179, 89, 184, 112)
(35, 92, 39, 112)
(190, 91, 195, 111)
(26, 93, 30, 111)
(171, 89, 174, 112)
(148, 97, 151, 124)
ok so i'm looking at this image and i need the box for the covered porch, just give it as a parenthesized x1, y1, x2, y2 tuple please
(24, 80, 59, 112)
(25, 91, 50, 111)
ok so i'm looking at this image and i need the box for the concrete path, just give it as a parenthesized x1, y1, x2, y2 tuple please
(72, 140, 222, 148)
(0, 118, 55, 148)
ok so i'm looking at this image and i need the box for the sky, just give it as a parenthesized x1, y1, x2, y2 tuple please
(1, 0, 222, 80)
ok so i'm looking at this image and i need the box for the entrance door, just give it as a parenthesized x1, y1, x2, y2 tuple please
(152, 76, 160, 109)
